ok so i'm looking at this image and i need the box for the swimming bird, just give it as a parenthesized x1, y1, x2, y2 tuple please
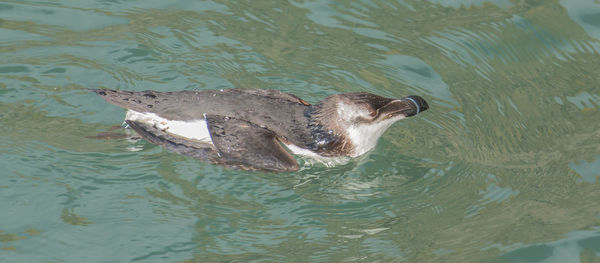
(92, 88, 428, 172)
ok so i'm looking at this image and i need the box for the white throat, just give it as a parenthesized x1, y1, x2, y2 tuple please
(345, 115, 405, 157)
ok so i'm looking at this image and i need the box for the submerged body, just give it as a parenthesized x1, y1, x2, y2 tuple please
(92, 88, 428, 172)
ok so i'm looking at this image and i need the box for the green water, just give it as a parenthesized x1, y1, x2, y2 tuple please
(1, 0, 600, 262)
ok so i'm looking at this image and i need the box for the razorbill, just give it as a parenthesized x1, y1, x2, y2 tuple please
(92, 88, 428, 172)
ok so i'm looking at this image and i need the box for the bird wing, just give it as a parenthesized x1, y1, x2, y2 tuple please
(204, 114, 299, 172)
(125, 115, 299, 172)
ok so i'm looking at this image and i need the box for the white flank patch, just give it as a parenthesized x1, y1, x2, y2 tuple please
(125, 110, 212, 143)
(284, 143, 349, 167)
(284, 144, 322, 158)
(346, 115, 405, 157)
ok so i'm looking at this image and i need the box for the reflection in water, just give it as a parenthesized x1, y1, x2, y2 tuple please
(499, 228, 600, 262)
(569, 156, 600, 183)
(1, 0, 600, 262)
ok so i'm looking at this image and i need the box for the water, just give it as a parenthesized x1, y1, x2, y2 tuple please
(1, 0, 600, 262)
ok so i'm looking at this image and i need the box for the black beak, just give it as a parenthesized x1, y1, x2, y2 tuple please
(402, 95, 428, 117)
(377, 95, 429, 119)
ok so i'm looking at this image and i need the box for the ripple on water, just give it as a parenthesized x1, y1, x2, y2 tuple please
(0, 2, 129, 31)
(2, 0, 600, 261)
(569, 155, 600, 184)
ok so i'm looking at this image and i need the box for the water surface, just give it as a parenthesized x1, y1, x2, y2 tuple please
(1, 0, 600, 262)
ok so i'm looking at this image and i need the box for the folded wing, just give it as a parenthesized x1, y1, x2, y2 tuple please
(205, 115, 299, 172)
(125, 115, 299, 172)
